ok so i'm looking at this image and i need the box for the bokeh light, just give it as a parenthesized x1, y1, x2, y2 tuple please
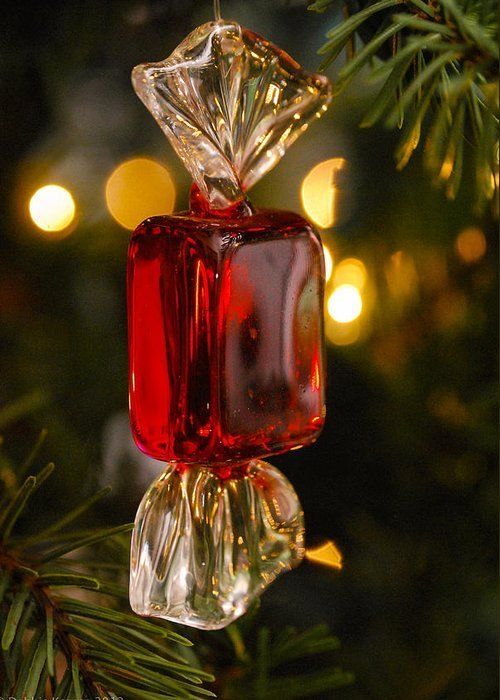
(29, 185, 76, 234)
(327, 284, 363, 323)
(301, 158, 346, 229)
(105, 157, 175, 230)
(333, 257, 367, 290)
(385, 250, 419, 300)
(454, 227, 487, 264)
(323, 244, 333, 282)
(306, 540, 343, 569)
(326, 318, 361, 346)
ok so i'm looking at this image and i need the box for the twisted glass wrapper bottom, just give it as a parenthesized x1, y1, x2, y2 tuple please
(129, 460, 305, 630)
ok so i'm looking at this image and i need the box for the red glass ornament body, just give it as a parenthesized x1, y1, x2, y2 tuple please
(127, 188, 326, 465)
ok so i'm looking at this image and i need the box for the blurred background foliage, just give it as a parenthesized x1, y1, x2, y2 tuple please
(0, 1, 497, 698)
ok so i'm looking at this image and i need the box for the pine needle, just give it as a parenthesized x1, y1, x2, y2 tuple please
(310, 0, 499, 206)
(1, 587, 29, 650)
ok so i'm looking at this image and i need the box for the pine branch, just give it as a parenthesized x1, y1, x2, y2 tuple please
(212, 613, 353, 699)
(0, 391, 47, 431)
(309, 0, 499, 210)
(0, 434, 214, 699)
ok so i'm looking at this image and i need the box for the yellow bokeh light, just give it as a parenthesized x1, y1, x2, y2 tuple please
(29, 185, 76, 234)
(323, 245, 333, 282)
(306, 540, 343, 569)
(385, 250, 419, 299)
(328, 284, 363, 323)
(301, 158, 346, 229)
(333, 257, 367, 290)
(454, 227, 487, 264)
(326, 318, 361, 346)
(106, 157, 175, 230)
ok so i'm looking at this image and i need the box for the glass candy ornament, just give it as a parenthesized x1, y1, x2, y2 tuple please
(128, 17, 331, 629)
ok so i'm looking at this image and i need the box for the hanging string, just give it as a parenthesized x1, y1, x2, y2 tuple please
(214, 0, 222, 20)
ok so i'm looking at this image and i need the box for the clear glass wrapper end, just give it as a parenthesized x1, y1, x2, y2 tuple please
(129, 460, 305, 630)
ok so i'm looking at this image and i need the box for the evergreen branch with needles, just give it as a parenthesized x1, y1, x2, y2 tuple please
(0, 430, 214, 700)
(309, 0, 499, 211)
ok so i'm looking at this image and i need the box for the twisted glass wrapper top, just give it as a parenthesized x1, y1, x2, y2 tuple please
(129, 460, 305, 630)
(132, 20, 332, 209)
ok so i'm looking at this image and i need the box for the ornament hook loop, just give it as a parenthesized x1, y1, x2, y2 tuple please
(214, 0, 221, 21)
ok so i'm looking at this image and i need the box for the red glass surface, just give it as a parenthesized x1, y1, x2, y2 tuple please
(127, 190, 326, 465)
